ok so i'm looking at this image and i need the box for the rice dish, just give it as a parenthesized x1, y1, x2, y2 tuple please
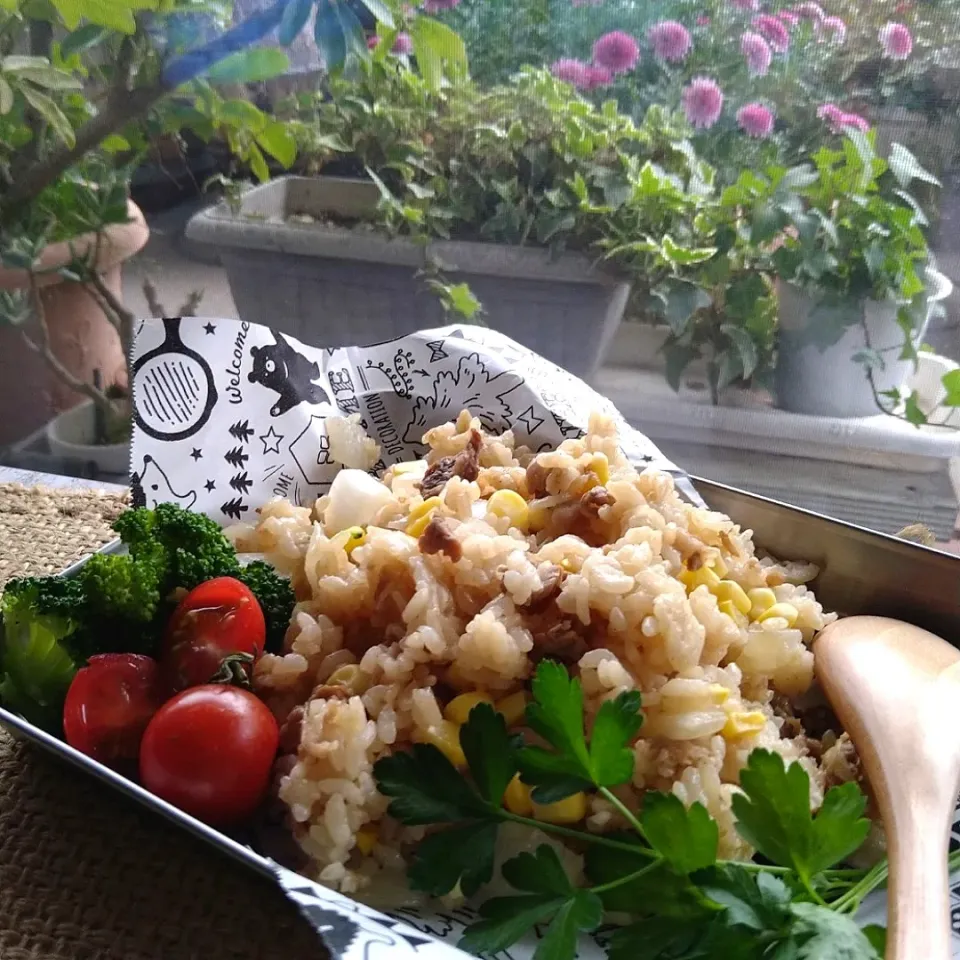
(225, 410, 855, 900)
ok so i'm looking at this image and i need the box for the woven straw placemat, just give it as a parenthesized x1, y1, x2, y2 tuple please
(0, 484, 326, 960)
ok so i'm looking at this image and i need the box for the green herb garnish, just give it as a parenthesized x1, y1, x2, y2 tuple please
(373, 659, 922, 960)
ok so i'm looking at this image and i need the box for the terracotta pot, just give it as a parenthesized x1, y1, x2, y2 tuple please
(0, 199, 149, 446)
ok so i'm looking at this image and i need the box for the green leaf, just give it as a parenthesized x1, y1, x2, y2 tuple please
(256, 121, 297, 168)
(410, 15, 468, 91)
(220, 98, 268, 131)
(903, 390, 926, 426)
(313, 0, 347, 71)
(248, 142, 270, 183)
(862, 925, 887, 955)
(664, 343, 699, 393)
(700, 865, 791, 931)
(503, 845, 575, 896)
(523, 661, 590, 772)
(444, 282, 482, 320)
(720, 324, 759, 380)
(100, 134, 130, 153)
(373, 742, 491, 824)
(888, 143, 941, 190)
(789, 903, 882, 959)
(278, 0, 314, 46)
(0, 75, 12, 115)
(640, 794, 718, 875)
(407, 820, 499, 897)
(534, 890, 603, 960)
(941, 369, 960, 406)
(358, 0, 395, 29)
(587, 689, 642, 786)
(732, 750, 870, 885)
(205, 48, 290, 84)
(662, 235, 717, 266)
(460, 894, 568, 956)
(60, 23, 109, 58)
(779, 165, 819, 190)
(654, 281, 712, 337)
(50, 0, 157, 32)
(1, 56, 81, 89)
(459, 702, 519, 805)
(20, 85, 75, 148)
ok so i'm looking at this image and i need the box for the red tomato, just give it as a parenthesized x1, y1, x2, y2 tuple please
(162, 577, 266, 692)
(63, 653, 163, 768)
(139, 685, 279, 826)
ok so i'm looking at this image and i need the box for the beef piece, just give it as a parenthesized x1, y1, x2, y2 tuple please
(518, 563, 565, 613)
(545, 486, 617, 545)
(526, 459, 549, 498)
(531, 616, 588, 663)
(418, 515, 463, 562)
(420, 429, 482, 497)
(278, 705, 305, 754)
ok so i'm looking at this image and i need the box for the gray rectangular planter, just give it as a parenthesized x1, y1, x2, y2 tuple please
(185, 176, 630, 378)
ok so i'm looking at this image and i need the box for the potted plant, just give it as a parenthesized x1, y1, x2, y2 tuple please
(186, 62, 718, 378)
(0, 0, 408, 471)
(731, 131, 952, 418)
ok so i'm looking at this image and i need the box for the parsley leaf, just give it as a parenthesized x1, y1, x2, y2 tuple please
(732, 750, 870, 885)
(459, 701, 521, 805)
(461, 846, 601, 960)
(641, 793, 719, 875)
(608, 915, 763, 960)
(407, 820, 499, 897)
(519, 660, 642, 801)
(699, 865, 792, 931)
(373, 743, 490, 824)
(789, 902, 882, 959)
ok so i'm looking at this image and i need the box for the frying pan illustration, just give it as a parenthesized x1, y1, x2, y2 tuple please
(133, 317, 217, 441)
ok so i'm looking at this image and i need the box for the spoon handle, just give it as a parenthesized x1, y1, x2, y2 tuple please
(885, 798, 953, 960)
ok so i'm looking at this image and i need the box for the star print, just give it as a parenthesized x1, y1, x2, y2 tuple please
(516, 405, 545, 434)
(190, 448, 202, 461)
(203, 322, 216, 335)
(204, 480, 216, 492)
(260, 426, 283, 455)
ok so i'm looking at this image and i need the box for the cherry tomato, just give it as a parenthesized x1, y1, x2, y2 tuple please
(139, 685, 279, 826)
(162, 577, 266, 693)
(63, 653, 163, 768)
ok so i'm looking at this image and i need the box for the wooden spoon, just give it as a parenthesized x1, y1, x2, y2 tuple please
(815, 615, 960, 960)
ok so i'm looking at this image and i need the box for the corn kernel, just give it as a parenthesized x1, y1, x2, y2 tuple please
(757, 602, 799, 627)
(420, 720, 466, 768)
(679, 564, 721, 592)
(405, 496, 443, 537)
(445, 660, 472, 691)
(587, 453, 610, 486)
(722, 710, 767, 740)
(532, 792, 588, 825)
(504, 775, 533, 816)
(718, 599, 747, 628)
(747, 588, 777, 616)
(710, 554, 728, 578)
(714, 580, 752, 615)
(392, 460, 426, 475)
(342, 526, 367, 556)
(495, 690, 529, 727)
(707, 683, 731, 705)
(444, 691, 494, 725)
(355, 826, 378, 855)
(327, 664, 370, 696)
(527, 500, 549, 533)
(487, 489, 530, 532)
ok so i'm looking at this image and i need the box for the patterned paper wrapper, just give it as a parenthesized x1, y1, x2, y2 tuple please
(127, 316, 960, 960)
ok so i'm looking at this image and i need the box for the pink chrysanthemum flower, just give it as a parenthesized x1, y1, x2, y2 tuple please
(737, 102, 775, 137)
(879, 21, 913, 59)
(422, 0, 460, 10)
(840, 112, 869, 132)
(731, 0, 760, 10)
(592, 30, 640, 74)
(648, 20, 692, 62)
(740, 31, 773, 77)
(816, 102, 844, 127)
(366, 34, 379, 50)
(392, 31, 413, 54)
(751, 13, 790, 51)
(550, 57, 593, 89)
(585, 64, 613, 89)
(816, 15, 846, 43)
(778, 11, 800, 27)
(682, 77, 724, 129)
(696, 15, 711, 26)
(794, 1, 825, 20)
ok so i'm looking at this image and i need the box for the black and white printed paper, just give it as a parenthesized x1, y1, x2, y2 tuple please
(127, 316, 960, 958)
(128, 317, 684, 520)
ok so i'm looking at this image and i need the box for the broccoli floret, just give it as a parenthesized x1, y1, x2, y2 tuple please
(0, 576, 85, 731)
(114, 502, 240, 594)
(236, 560, 296, 653)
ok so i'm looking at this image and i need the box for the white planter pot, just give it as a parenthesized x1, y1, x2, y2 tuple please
(45, 401, 130, 475)
(775, 271, 953, 417)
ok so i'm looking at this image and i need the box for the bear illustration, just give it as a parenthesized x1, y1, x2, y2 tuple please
(248, 332, 331, 417)
(130, 455, 198, 510)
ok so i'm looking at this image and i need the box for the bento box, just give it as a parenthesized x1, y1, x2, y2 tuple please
(3, 318, 960, 960)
